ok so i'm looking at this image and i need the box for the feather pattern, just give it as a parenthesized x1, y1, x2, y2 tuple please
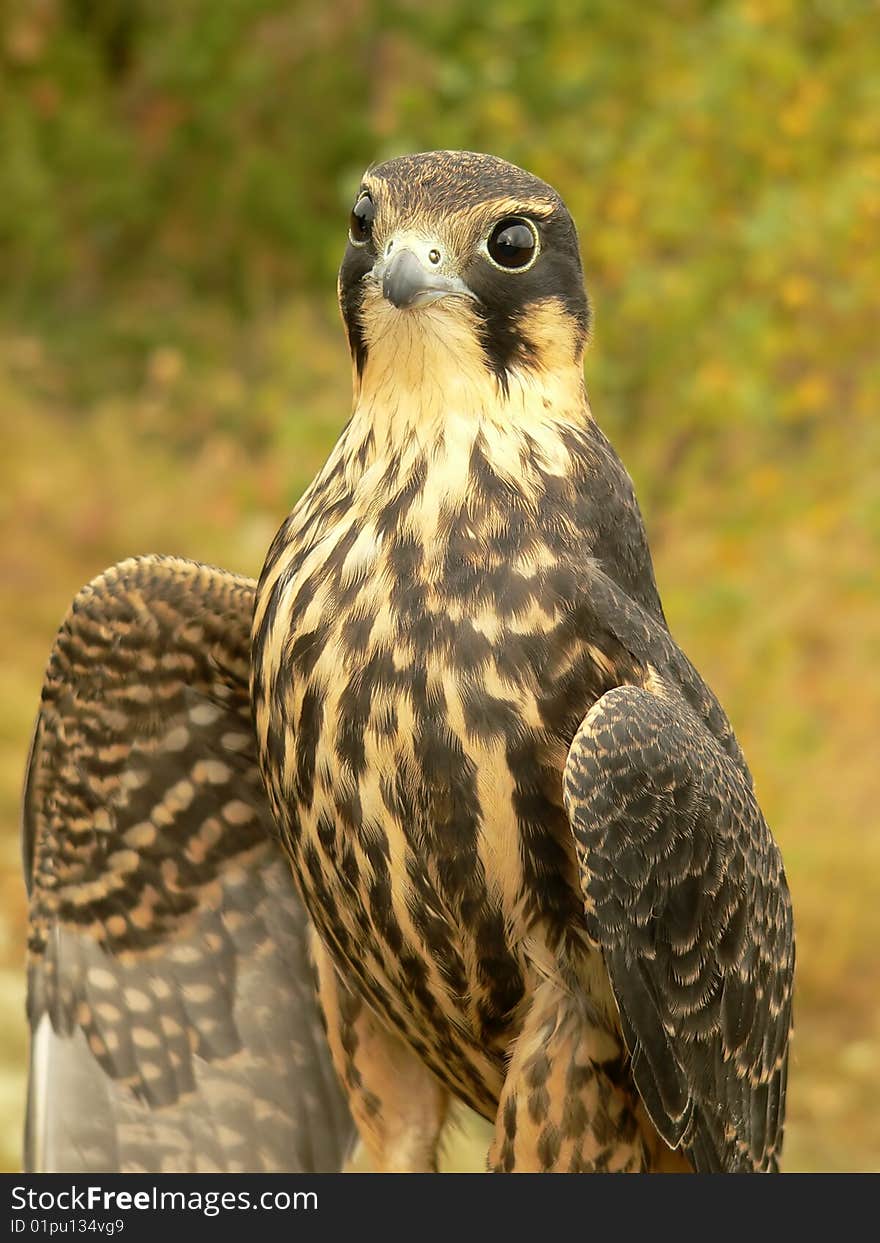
(23, 555, 353, 1173)
(563, 681, 794, 1172)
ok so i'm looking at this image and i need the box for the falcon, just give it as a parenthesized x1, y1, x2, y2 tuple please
(22, 555, 353, 1172)
(251, 150, 795, 1173)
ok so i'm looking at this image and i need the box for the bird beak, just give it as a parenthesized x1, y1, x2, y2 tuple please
(372, 245, 476, 310)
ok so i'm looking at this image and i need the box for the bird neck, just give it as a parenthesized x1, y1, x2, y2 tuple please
(346, 309, 591, 488)
(273, 332, 598, 600)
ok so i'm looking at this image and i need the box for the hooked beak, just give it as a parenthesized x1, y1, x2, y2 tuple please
(373, 247, 476, 310)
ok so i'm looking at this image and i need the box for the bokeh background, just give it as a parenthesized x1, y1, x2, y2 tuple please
(1, 0, 878, 1173)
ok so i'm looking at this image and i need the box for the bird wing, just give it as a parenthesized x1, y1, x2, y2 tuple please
(563, 670, 794, 1173)
(23, 555, 353, 1173)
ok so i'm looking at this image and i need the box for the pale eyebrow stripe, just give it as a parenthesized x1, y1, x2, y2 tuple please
(459, 202, 559, 236)
(477, 196, 558, 219)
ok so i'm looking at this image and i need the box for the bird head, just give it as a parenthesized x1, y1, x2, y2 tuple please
(338, 151, 591, 411)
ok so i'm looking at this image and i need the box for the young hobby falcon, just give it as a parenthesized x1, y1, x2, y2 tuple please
(252, 151, 795, 1173)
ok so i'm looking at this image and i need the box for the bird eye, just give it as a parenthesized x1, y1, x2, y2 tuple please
(349, 193, 375, 247)
(486, 217, 539, 271)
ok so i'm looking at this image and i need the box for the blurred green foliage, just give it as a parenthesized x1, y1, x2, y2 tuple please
(3, 0, 878, 440)
(1, 0, 878, 1173)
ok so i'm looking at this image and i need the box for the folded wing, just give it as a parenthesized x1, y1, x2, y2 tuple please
(563, 682, 794, 1172)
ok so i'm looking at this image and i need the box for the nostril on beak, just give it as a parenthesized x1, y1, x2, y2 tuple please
(379, 247, 475, 309)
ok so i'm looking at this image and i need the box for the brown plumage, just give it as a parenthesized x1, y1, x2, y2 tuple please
(24, 150, 794, 1175)
(251, 150, 795, 1172)
(23, 555, 353, 1172)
